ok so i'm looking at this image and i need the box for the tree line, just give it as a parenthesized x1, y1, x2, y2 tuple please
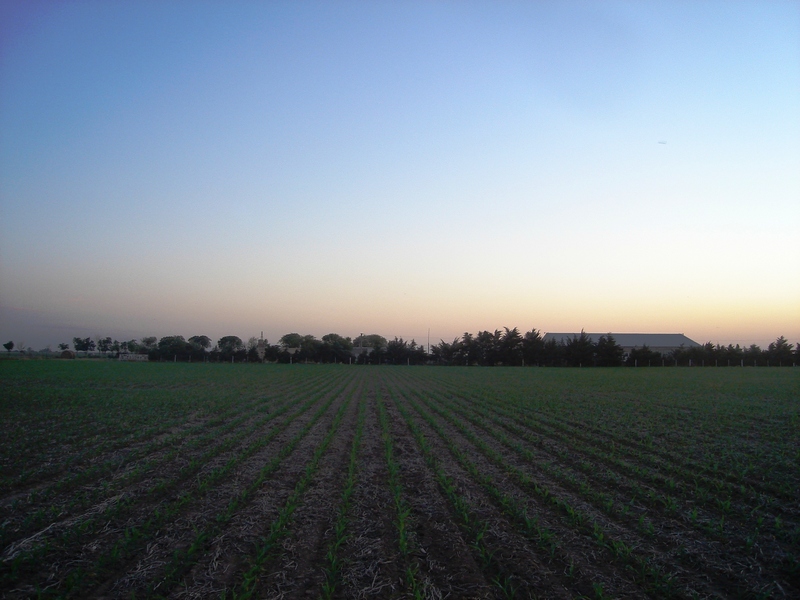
(3, 330, 797, 366)
(65, 333, 406, 364)
(430, 329, 798, 367)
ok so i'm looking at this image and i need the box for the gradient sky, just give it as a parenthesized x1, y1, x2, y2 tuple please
(1, 0, 799, 351)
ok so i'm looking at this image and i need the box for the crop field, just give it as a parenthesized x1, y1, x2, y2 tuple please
(0, 362, 798, 599)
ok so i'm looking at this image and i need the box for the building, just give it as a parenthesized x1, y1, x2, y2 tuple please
(541, 333, 700, 356)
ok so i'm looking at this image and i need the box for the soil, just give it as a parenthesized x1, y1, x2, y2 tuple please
(2, 366, 796, 600)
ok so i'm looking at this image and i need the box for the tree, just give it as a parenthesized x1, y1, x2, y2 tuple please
(158, 335, 193, 359)
(188, 335, 211, 350)
(321, 333, 353, 363)
(370, 343, 387, 365)
(670, 345, 688, 366)
(140, 337, 158, 351)
(595, 334, 624, 367)
(408, 339, 427, 365)
(743, 343, 762, 366)
(247, 344, 262, 362)
(299, 335, 322, 361)
(767, 336, 794, 365)
(626, 345, 661, 367)
(3, 341, 13, 353)
(459, 332, 475, 365)
(564, 330, 595, 367)
(322, 333, 349, 347)
(279, 333, 303, 349)
(689, 342, 719, 366)
(262, 343, 280, 362)
(541, 338, 563, 366)
(120, 339, 140, 353)
(521, 328, 545, 366)
(473, 330, 500, 365)
(57, 343, 69, 351)
(73, 337, 96, 352)
(218, 336, 244, 353)
(97, 337, 113, 353)
(719, 344, 744, 365)
(215, 336, 246, 362)
(386, 337, 411, 364)
(432, 338, 460, 365)
(499, 327, 523, 366)
(321, 333, 352, 353)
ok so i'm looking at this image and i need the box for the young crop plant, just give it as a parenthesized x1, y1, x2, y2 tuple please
(449, 386, 794, 548)
(1, 393, 296, 572)
(388, 367, 796, 597)
(3, 377, 349, 598)
(227, 392, 354, 600)
(2, 369, 333, 541)
(405, 388, 683, 599)
(530, 403, 793, 507)
(377, 390, 424, 598)
(142, 379, 355, 598)
(528, 406, 790, 543)
(429, 369, 800, 597)
(385, 384, 527, 600)
(3, 359, 797, 599)
(3, 415, 182, 492)
(321, 398, 366, 599)
(2, 391, 281, 548)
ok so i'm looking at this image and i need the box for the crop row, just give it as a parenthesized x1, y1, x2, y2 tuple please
(1, 364, 796, 599)
(1, 372, 353, 597)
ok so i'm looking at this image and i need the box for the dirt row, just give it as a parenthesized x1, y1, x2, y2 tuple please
(429, 372, 789, 503)
(1, 372, 354, 598)
(0, 371, 335, 553)
(414, 371, 799, 535)
(3, 367, 797, 599)
(428, 392, 782, 598)
(445, 390, 799, 540)
(0, 370, 321, 508)
(384, 377, 643, 599)
(384, 370, 797, 598)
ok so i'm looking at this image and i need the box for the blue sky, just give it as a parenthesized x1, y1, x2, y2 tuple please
(1, 1, 798, 350)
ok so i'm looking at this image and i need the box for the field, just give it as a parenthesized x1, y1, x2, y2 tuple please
(0, 362, 798, 599)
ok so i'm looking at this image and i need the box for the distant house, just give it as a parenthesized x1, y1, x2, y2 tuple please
(118, 353, 148, 362)
(541, 333, 700, 356)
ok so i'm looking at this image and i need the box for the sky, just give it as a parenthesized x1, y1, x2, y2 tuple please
(1, 0, 799, 351)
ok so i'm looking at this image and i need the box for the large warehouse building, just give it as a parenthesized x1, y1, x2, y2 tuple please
(541, 333, 701, 356)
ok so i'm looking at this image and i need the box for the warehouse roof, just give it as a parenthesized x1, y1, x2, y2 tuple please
(541, 333, 700, 348)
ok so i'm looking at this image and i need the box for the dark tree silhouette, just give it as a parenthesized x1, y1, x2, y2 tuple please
(595, 334, 624, 366)
(188, 335, 212, 350)
(767, 336, 794, 365)
(564, 330, 595, 367)
(521, 328, 545, 366)
(72, 337, 95, 352)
